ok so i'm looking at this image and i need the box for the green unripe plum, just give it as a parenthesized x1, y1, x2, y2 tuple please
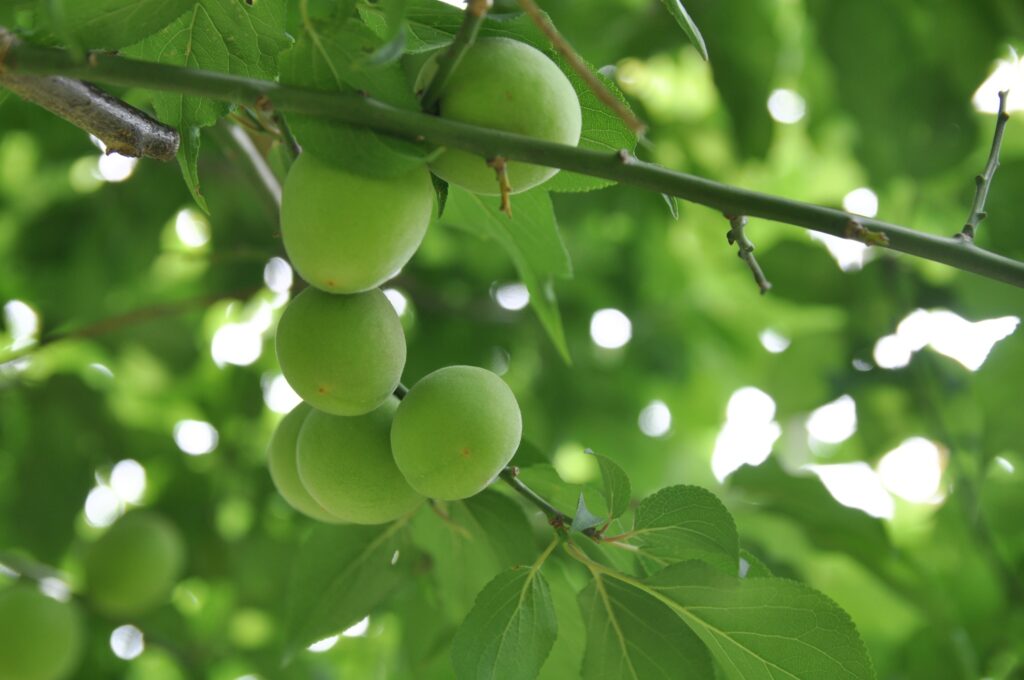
(83, 511, 185, 618)
(424, 38, 582, 195)
(391, 365, 523, 500)
(297, 399, 424, 524)
(280, 153, 434, 294)
(276, 287, 406, 416)
(267, 403, 345, 523)
(0, 586, 82, 680)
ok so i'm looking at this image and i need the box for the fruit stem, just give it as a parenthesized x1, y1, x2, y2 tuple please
(418, 0, 490, 112)
(499, 466, 570, 527)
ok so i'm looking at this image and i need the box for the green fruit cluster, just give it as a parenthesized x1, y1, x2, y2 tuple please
(268, 37, 570, 521)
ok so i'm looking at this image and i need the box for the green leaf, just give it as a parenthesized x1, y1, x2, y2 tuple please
(278, 17, 431, 177)
(443, 187, 572, 362)
(53, 0, 195, 50)
(451, 566, 558, 680)
(739, 549, 773, 579)
(572, 493, 604, 533)
(628, 485, 739, 575)
(284, 522, 410, 654)
(646, 561, 876, 680)
(658, 0, 708, 61)
(578, 574, 713, 679)
(538, 560, 586, 680)
(589, 451, 631, 520)
(463, 490, 536, 567)
(176, 127, 209, 214)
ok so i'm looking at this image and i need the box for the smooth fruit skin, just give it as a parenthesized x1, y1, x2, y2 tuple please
(426, 38, 582, 195)
(391, 365, 523, 500)
(83, 511, 185, 618)
(275, 287, 406, 416)
(268, 403, 345, 523)
(0, 586, 82, 680)
(280, 153, 434, 294)
(297, 399, 424, 524)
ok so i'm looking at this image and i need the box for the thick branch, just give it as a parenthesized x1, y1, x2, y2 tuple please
(3, 38, 1024, 287)
(959, 90, 1010, 242)
(419, 0, 490, 111)
(0, 28, 178, 160)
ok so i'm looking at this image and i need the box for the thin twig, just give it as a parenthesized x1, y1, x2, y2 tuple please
(0, 28, 178, 160)
(959, 90, 1010, 242)
(488, 156, 513, 216)
(0, 286, 261, 366)
(419, 0, 490, 112)
(726, 215, 771, 294)
(225, 123, 282, 206)
(516, 0, 646, 136)
(499, 467, 570, 528)
(5, 39, 1024, 287)
(273, 111, 302, 160)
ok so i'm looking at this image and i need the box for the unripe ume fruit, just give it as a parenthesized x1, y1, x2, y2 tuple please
(424, 37, 582, 195)
(297, 399, 424, 524)
(391, 365, 523, 500)
(0, 586, 82, 680)
(276, 287, 406, 416)
(83, 511, 185, 618)
(280, 153, 434, 294)
(268, 403, 345, 523)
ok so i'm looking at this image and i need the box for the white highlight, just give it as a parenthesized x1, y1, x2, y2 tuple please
(110, 459, 146, 504)
(38, 577, 72, 603)
(758, 329, 790, 354)
(110, 624, 145, 660)
(3, 300, 39, 350)
(495, 283, 530, 311)
(995, 456, 1015, 473)
(590, 308, 632, 349)
(84, 485, 123, 527)
(263, 257, 293, 293)
(877, 437, 944, 503)
(307, 635, 339, 653)
(638, 400, 672, 438)
(212, 323, 263, 367)
(767, 88, 806, 124)
(973, 52, 1024, 113)
(96, 153, 138, 183)
(383, 288, 409, 316)
(875, 309, 1019, 372)
(174, 208, 210, 248)
(810, 232, 868, 272)
(263, 374, 302, 414)
(342, 616, 370, 637)
(173, 420, 218, 456)
(873, 334, 913, 369)
(808, 462, 894, 519)
(806, 395, 857, 445)
(842, 187, 879, 218)
(712, 387, 782, 481)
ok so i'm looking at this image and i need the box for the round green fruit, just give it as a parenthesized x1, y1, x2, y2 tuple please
(83, 511, 185, 618)
(391, 365, 523, 500)
(276, 287, 406, 416)
(267, 403, 345, 523)
(0, 586, 82, 680)
(424, 37, 582, 195)
(280, 153, 434, 294)
(297, 400, 424, 524)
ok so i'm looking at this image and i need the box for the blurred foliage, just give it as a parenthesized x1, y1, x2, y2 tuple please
(2, 0, 1024, 678)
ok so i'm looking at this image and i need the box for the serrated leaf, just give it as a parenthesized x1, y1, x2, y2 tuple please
(451, 567, 558, 680)
(53, 0, 195, 50)
(463, 490, 536, 567)
(627, 485, 739, 575)
(284, 522, 410, 654)
(278, 17, 430, 176)
(443, 187, 572, 362)
(659, 0, 708, 61)
(538, 560, 586, 680)
(177, 126, 208, 214)
(646, 561, 876, 680)
(571, 493, 604, 533)
(589, 452, 631, 520)
(739, 549, 773, 579)
(579, 574, 713, 679)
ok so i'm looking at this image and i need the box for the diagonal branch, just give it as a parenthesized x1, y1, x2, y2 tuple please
(3, 35, 1024, 287)
(958, 90, 1011, 242)
(419, 0, 490, 112)
(517, 0, 646, 135)
(725, 215, 771, 294)
(0, 28, 178, 161)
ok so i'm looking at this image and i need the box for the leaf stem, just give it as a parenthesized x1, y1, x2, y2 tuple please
(725, 214, 771, 294)
(3, 35, 1024, 287)
(499, 467, 570, 528)
(418, 0, 490, 112)
(959, 90, 1010, 242)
